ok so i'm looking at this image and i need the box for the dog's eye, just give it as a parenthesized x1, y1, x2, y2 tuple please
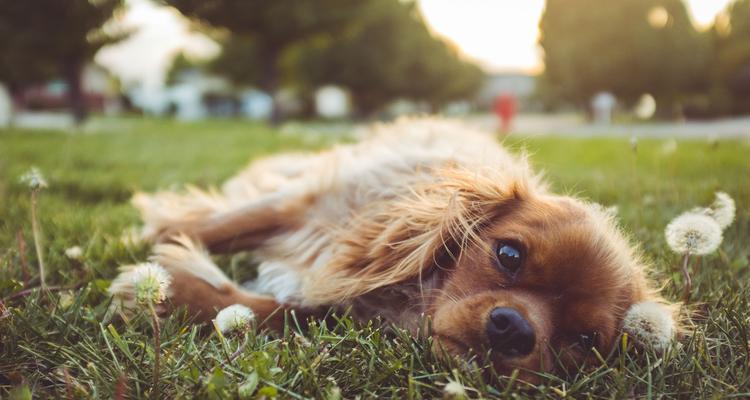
(578, 332, 599, 349)
(495, 241, 524, 275)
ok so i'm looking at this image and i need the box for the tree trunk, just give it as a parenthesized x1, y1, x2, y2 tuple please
(65, 61, 87, 125)
(260, 46, 282, 126)
(654, 93, 681, 121)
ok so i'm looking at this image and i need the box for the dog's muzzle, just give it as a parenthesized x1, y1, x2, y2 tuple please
(486, 307, 536, 357)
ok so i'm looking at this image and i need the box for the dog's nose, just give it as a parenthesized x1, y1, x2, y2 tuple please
(486, 307, 535, 357)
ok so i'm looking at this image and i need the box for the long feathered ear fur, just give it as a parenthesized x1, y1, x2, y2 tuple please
(299, 165, 536, 306)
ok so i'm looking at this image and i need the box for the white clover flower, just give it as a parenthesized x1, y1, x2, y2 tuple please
(443, 380, 467, 400)
(622, 302, 675, 352)
(65, 246, 83, 260)
(215, 304, 255, 333)
(20, 167, 48, 190)
(665, 212, 722, 255)
(131, 262, 172, 305)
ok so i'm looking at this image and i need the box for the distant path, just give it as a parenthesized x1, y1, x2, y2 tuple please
(467, 113, 750, 139)
(5, 111, 750, 140)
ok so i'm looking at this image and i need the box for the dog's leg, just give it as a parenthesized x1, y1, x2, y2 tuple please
(134, 185, 314, 253)
(109, 236, 307, 331)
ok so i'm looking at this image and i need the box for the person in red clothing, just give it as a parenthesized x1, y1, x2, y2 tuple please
(493, 93, 517, 136)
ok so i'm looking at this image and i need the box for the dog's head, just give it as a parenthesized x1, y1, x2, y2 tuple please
(429, 191, 676, 380)
(305, 165, 676, 380)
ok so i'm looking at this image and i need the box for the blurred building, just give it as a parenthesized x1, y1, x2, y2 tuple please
(238, 89, 273, 120)
(315, 86, 350, 119)
(14, 63, 120, 114)
(165, 68, 235, 120)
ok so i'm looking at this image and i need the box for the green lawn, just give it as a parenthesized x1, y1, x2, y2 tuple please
(1, 118, 749, 398)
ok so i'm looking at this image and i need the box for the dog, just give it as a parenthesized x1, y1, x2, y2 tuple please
(110, 118, 676, 380)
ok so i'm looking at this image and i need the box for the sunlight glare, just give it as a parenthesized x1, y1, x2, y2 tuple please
(419, 0, 733, 74)
(418, 0, 546, 74)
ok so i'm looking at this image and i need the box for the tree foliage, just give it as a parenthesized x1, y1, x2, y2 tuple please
(539, 0, 709, 118)
(709, 0, 750, 115)
(167, 0, 484, 118)
(163, 0, 375, 121)
(0, 0, 127, 122)
(333, 1, 482, 114)
(207, 35, 264, 89)
(286, 1, 484, 116)
(166, 52, 211, 86)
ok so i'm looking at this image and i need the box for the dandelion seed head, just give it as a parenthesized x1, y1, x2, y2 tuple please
(622, 301, 675, 352)
(665, 212, 722, 255)
(690, 192, 736, 231)
(443, 380, 467, 399)
(293, 332, 312, 348)
(65, 246, 83, 260)
(20, 167, 48, 190)
(215, 304, 255, 333)
(660, 139, 677, 155)
(604, 205, 619, 218)
(708, 133, 719, 148)
(708, 192, 735, 230)
(131, 262, 171, 305)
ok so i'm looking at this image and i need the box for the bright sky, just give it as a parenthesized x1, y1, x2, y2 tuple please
(419, 0, 732, 73)
(97, 0, 734, 88)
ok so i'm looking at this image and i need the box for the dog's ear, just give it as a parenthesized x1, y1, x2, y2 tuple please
(300, 165, 532, 306)
(622, 300, 678, 352)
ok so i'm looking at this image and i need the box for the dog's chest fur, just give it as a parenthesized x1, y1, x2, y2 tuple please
(237, 120, 521, 314)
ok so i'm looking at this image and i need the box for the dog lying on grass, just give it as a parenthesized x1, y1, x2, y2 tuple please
(110, 118, 676, 380)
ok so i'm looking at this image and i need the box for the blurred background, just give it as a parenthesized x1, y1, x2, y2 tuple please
(1, 0, 749, 136)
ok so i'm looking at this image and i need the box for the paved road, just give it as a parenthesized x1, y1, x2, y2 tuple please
(6, 111, 750, 140)
(468, 113, 750, 139)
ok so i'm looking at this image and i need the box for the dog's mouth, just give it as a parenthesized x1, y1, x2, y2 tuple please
(432, 331, 546, 380)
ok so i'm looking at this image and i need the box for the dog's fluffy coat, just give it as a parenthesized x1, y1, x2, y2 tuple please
(111, 118, 675, 377)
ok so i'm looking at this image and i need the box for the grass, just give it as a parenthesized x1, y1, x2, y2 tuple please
(1, 117, 749, 398)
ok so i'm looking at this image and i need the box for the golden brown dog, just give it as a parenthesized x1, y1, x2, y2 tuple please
(110, 118, 676, 380)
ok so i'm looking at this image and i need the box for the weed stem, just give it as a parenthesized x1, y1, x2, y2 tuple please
(681, 252, 692, 304)
(30, 190, 46, 290)
(149, 304, 161, 398)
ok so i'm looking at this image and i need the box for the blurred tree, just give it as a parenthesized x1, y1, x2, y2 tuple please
(0, 0, 128, 123)
(539, 0, 710, 119)
(207, 35, 263, 88)
(709, 0, 750, 115)
(288, 1, 484, 116)
(166, 51, 210, 85)
(162, 0, 375, 123)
